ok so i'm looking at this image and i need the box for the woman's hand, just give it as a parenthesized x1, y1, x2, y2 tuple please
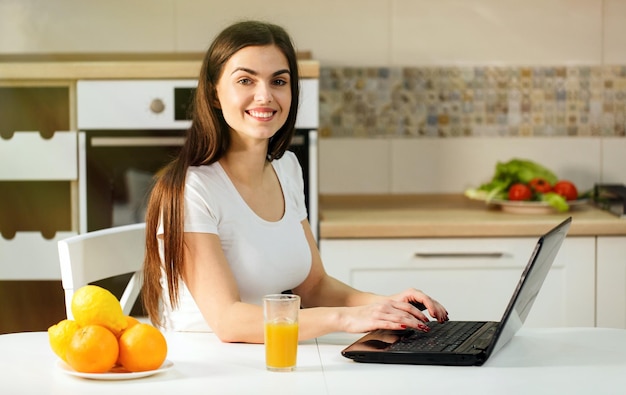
(389, 288, 449, 324)
(337, 302, 430, 334)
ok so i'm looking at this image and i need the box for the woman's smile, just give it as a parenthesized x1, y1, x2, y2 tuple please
(247, 107, 277, 121)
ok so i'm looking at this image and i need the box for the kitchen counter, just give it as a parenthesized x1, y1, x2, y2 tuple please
(319, 194, 626, 238)
(0, 53, 319, 80)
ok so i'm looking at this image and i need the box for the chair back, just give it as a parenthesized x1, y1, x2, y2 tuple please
(58, 223, 146, 319)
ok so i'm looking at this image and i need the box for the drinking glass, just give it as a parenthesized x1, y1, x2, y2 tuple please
(263, 294, 300, 372)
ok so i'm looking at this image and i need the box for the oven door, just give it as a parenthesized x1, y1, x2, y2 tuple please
(78, 129, 317, 237)
(78, 130, 184, 232)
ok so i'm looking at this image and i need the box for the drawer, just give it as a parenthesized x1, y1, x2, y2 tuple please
(321, 238, 539, 273)
(320, 237, 595, 327)
(0, 131, 77, 180)
(0, 231, 77, 280)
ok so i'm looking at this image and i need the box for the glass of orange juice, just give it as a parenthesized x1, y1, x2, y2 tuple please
(263, 294, 300, 372)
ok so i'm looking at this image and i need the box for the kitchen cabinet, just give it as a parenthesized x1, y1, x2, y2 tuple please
(320, 236, 596, 328)
(596, 236, 626, 328)
(0, 83, 78, 277)
(0, 82, 77, 333)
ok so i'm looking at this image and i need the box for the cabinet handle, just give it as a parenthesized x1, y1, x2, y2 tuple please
(414, 252, 504, 259)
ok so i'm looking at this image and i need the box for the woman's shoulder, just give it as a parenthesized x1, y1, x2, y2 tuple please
(273, 151, 303, 191)
(186, 162, 222, 179)
(274, 150, 300, 171)
(185, 162, 228, 193)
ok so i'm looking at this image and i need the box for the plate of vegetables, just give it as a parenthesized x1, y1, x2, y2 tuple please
(464, 158, 589, 214)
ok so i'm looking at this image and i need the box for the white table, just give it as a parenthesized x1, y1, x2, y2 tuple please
(319, 328, 626, 394)
(2, 328, 626, 394)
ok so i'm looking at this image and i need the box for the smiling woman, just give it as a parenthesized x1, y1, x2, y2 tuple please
(140, 20, 448, 345)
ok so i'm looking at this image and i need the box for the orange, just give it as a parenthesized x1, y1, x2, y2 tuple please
(120, 315, 140, 335)
(118, 323, 168, 372)
(66, 325, 119, 373)
(48, 319, 80, 362)
(116, 316, 142, 365)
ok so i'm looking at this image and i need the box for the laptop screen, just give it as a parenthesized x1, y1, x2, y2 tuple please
(489, 217, 572, 356)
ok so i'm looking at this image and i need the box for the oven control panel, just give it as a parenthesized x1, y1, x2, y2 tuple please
(77, 80, 197, 130)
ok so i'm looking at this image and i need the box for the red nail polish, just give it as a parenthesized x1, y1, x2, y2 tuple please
(400, 325, 407, 329)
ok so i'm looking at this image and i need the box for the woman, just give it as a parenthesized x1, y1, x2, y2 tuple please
(142, 20, 448, 343)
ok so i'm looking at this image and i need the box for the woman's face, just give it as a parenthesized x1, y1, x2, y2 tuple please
(215, 45, 292, 144)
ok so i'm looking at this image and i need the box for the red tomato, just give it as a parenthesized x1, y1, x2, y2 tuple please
(528, 177, 552, 193)
(508, 183, 532, 201)
(553, 180, 578, 201)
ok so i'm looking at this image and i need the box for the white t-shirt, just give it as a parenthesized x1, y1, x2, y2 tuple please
(159, 151, 312, 331)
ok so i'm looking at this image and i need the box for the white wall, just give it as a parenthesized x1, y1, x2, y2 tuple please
(319, 137, 626, 194)
(2, 0, 626, 66)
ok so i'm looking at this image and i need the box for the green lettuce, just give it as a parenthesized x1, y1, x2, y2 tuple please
(464, 158, 567, 210)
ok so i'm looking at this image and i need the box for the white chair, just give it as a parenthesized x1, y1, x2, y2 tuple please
(57, 223, 146, 319)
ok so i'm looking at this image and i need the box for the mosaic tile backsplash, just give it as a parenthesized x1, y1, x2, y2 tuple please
(318, 66, 626, 138)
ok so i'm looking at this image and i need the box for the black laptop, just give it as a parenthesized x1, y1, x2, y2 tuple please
(341, 217, 572, 366)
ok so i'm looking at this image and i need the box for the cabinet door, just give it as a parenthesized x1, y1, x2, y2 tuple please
(320, 237, 595, 328)
(597, 236, 626, 328)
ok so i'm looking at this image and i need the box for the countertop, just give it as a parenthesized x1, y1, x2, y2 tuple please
(319, 194, 626, 238)
(0, 53, 319, 80)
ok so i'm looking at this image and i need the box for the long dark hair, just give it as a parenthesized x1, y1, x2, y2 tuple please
(142, 20, 300, 327)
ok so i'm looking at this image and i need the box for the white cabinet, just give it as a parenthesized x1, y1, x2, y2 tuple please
(0, 130, 77, 180)
(320, 236, 595, 328)
(596, 236, 626, 328)
(0, 231, 76, 279)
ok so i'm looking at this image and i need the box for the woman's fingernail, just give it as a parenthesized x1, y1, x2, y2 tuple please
(400, 324, 407, 329)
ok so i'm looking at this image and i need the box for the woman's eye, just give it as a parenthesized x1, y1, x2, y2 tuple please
(273, 79, 288, 86)
(237, 78, 252, 85)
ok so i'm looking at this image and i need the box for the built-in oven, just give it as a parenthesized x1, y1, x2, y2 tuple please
(76, 79, 319, 239)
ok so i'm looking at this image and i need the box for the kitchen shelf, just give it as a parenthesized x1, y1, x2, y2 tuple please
(0, 181, 73, 240)
(0, 86, 70, 139)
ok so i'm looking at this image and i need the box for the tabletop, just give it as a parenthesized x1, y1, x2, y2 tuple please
(2, 327, 626, 394)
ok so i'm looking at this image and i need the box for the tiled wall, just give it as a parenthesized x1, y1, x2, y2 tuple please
(319, 66, 626, 138)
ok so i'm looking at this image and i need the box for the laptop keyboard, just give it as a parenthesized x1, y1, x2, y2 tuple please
(389, 321, 486, 352)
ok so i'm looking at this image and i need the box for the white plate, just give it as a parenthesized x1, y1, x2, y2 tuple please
(489, 199, 588, 214)
(57, 359, 173, 380)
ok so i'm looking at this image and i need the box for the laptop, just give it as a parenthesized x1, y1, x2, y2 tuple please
(341, 216, 572, 366)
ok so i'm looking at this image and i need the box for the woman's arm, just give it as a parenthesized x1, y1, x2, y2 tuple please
(182, 222, 447, 344)
(181, 231, 344, 342)
(181, 231, 349, 342)
(182, 232, 266, 343)
(293, 220, 449, 338)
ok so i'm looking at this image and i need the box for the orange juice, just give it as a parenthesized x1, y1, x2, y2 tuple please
(264, 320, 298, 371)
